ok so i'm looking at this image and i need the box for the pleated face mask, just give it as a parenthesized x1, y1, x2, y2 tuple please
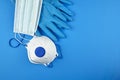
(14, 0, 43, 36)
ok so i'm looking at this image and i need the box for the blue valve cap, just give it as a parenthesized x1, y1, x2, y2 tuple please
(35, 47, 45, 57)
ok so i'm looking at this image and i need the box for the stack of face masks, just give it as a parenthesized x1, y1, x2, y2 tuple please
(10, 0, 73, 67)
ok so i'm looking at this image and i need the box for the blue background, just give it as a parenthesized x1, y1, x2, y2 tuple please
(0, 0, 120, 80)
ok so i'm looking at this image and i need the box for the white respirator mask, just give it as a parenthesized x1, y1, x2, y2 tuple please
(26, 36, 58, 66)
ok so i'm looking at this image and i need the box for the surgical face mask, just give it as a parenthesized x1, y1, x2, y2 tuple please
(26, 36, 58, 66)
(14, 0, 43, 36)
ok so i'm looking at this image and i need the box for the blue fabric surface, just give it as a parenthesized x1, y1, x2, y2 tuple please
(0, 0, 120, 80)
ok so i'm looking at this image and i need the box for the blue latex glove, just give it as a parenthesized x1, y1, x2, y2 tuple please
(44, 0, 73, 21)
(49, 0, 73, 21)
(37, 0, 73, 41)
(37, 1, 71, 41)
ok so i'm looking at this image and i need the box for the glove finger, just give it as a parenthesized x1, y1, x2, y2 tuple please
(52, 18, 70, 29)
(40, 26, 58, 41)
(47, 23, 65, 38)
(59, 0, 72, 5)
(53, 2, 73, 16)
(61, 11, 73, 21)
(59, 5, 73, 16)
(45, 2, 66, 21)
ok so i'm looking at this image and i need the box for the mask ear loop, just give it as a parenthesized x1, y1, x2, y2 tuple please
(9, 33, 27, 48)
(9, 38, 21, 48)
(9, 33, 34, 48)
(14, 33, 27, 46)
(18, 33, 31, 41)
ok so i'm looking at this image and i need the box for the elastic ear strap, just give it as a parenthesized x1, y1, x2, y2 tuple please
(18, 34, 29, 41)
(14, 33, 22, 44)
(9, 33, 25, 48)
(9, 38, 21, 48)
(14, 33, 27, 46)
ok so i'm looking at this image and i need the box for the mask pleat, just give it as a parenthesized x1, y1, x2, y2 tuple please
(14, 0, 42, 36)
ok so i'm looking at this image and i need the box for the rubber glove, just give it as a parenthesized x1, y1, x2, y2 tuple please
(49, 0, 73, 21)
(44, 0, 73, 21)
(36, 1, 70, 41)
(36, 0, 73, 41)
